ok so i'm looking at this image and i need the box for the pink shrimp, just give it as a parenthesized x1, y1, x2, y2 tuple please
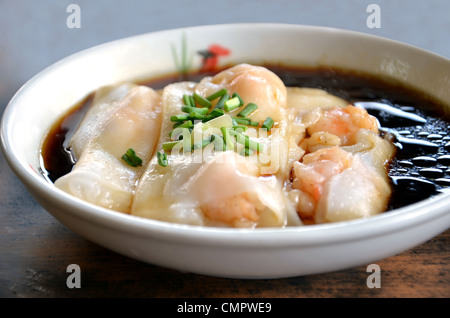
(306, 105, 379, 146)
(292, 147, 352, 210)
(201, 192, 260, 227)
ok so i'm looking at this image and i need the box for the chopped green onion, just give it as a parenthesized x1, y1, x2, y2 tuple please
(262, 117, 274, 131)
(232, 117, 250, 125)
(232, 117, 259, 126)
(162, 141, 181, 151)
(121, 148, 143, 167)
(173, 120, 190, 129)
(215, 93, 229, 109)
(221, 127, 234, 151)
(206, 88, 228, 101)
(240, 147, 254, 157)
(229, 130, 263, 152)
(209, 108, 225, 118)
(157, 151, 168, 167)
(188, 112, 206, 121)
(169, 121, 193, 139)
(232, 92, 244, 106)
(224, 97, 241, 112)
(193, 92, 212, 108)
(193, 137, 212, 150)
(189, 95, 195, 108)
(172, 120, 193, 130)
(181, 106, 209, 115)
(171, 114, 190, 122)
(237, 103, 258, 117)
(183, 94, 193, 107)
(211, 134, 226, 151)
(233, 125, 248, 133)
(203, 108, 225, 122)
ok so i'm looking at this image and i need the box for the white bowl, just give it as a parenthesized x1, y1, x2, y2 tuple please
(1, 23, 449, 279)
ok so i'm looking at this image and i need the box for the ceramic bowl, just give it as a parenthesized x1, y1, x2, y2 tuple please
(1, 23, 449, 279)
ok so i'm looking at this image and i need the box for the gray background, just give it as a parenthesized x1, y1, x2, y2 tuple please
(0, 0, 449, 109)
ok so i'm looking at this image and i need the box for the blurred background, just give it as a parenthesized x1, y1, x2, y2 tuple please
(0, 0, 449, 110)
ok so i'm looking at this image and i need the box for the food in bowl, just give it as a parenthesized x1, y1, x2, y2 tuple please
(3, 24, 449, 279)
(41, 62, 449, 228)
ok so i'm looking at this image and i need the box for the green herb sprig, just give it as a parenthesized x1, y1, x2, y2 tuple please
(121, 148, 143, 167)
(156, 88, 276, 167)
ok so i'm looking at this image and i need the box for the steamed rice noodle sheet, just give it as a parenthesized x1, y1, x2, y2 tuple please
(131, 64, 301, 228)
(54, 63, 396, 228)
(55, 84, 162, 212)
(287, 95, 395, 224)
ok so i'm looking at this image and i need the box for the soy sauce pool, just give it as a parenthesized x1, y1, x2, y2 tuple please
(41, 64, 450, 212)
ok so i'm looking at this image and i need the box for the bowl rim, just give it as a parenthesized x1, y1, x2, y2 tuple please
(1, 23, 450, 249)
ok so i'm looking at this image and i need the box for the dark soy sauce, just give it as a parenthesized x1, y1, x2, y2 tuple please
(267, 65, 450, 210)
(41, 64, 450, 212)
(40, 94, 93, 183)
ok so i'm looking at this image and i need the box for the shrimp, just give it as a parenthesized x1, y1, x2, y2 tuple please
(291, 147, 352, 221)
(289, 102, 393, 223)
(291, 134, 394, 224)
(306, 105, 379, 147)
(301, 131, 342, 153)
(197, 63, 287, 123)
(201, 192, 260, 228)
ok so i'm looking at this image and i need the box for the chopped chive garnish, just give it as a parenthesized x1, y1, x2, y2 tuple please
(162, 141, 181, 151)
(193, 137, 212, 150)
(203, 116, 213, 123)
(183, 94, 193, 107)
(224, 97, 241, 112)
(165, 88, 268, 157)
(188, 112, 206, 121)
(221, 127, 234, 151)
(240, 147, 254, 157)
(193, 92, 212, 108)
(121, 148, 143, 167)
(157, 151, 168, 167)
(173, 120, 193, 130)
(229, 130, 263, 152)
(203, 108, 225, 122)
(232, 117, 251, 125)
(173, 121, 187, 128)
(169, 122, 193, 139)
(215, 93, 229, 109)
(171, 114, 190, 122)
(209, 108, 225, 118)
(231, 92, 244, 106)
(181, 106, 209, 115)
(189, 95, 195, 108)
(211, 134, 226, 151)
(206, 88, 228, 101)
(233, 125, 248, 132)
(262, 117, 274, 130)
(237, 103, 258, 117)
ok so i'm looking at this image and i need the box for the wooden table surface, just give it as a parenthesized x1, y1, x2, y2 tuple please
(1, 151, 448, 298)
